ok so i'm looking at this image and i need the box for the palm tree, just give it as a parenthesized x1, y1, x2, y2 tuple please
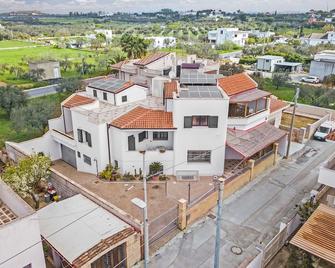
(120, 34, 149, 59)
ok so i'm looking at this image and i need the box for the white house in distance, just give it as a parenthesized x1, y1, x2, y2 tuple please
(95, 29, 113, 40)
(301, 31, 335, 46)
(249, 30, 275, 39)
(146, 36, 176, 49)
(208, 28, 249, 46)
(256, 55, 303, 73)
(0, 180, 45, 268)
(310, 50, 335, 81)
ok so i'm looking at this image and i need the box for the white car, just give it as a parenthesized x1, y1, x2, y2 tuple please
(301, 76, 320, 84)
(314, 121, 335, 141)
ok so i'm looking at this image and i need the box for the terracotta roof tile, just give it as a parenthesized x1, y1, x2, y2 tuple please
(270, 97, 290, 113)
(164, 81, 178, 99)
(63, 94, 95, 108)
(134, 52, 170, 66)
(111, 107, 175, 129)
(218, 73, 258, 96)
(110, 60, 129, 70)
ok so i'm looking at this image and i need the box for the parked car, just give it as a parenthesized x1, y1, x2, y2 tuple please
(314, 121, 335, 141)
(301, 76, 320, 84)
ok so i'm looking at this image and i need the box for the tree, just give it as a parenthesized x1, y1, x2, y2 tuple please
(272, 72, 290, 89)
(120, 34, 149, 59)
(10, 99, 56, 133)
(29, 68, 45, 81)
(60, 55, 72, 72)
(0, 86, 26, 117)
(2, 154, 51, 209)
(219, 62, 244, 76)
(323, 74, 335, 88)
(322, 24, 335, 33)
(58, 77, 84, 93)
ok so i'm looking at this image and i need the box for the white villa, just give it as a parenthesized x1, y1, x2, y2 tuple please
(145, 36, 176, 49)
(208, 28, 249, 47)
(6, 52, 288, 179)
(301, 31, 335, 46)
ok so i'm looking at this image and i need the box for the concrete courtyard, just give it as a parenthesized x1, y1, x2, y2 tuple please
(149, 140, 335, 268)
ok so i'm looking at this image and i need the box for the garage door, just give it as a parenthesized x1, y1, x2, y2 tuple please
(61, 144, 77, 168)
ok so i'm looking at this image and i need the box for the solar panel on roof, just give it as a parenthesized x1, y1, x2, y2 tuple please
(89, 78, 129, 93)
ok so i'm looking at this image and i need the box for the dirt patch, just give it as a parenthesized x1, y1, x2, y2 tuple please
(281, 113, 317, 129)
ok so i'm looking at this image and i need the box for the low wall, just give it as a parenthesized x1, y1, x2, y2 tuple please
(183, 152, 278, 227)
(305, 114, 330, 139)
(280, 125, 306, 143)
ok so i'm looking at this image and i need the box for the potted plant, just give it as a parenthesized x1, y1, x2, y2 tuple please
(158, 146, 166, 153)
(149, 162, 163, 180)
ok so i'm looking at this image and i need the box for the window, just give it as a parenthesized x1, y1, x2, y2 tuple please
(208, 116, 218, 128)
(83, 155, 91, 165)
(138, 131, 148, 142)
(187, 150, 211, 163)
(153, 132, 168, 140)
(122, 95, 127, 102)
(23, 264, 32, 268)
(184, 116, 218, 128)
(103, 92, 107, 101)
(114, 160, 119, 168)
(85, 132, 92, 147)
(77, 129, 83, 142)
(91, 243, 126, 268)
(93, 90, 97, 97)
(128, 135, 135, 151)
(77, 151, 81, 158)
(256, 98, 267, 112)
(192, 116, 208, 126)
(247, 100, 257, 115)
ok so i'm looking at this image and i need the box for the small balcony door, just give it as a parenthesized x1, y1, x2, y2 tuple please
(128, 135, 135, 151)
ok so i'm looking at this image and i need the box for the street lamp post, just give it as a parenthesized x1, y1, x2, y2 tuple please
(139, 150, 149, 268)
(214, 178, 225, 268)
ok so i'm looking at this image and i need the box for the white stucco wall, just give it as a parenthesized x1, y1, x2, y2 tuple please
(114, 85, 147, 106)
(172, 97, 229, 176)
(228, 110, 270, 131)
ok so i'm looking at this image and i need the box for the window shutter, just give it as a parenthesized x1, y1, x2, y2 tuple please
(184, 116, 192, 128)
(139, 131, 148, 142)
(86, 132, 92, 147)
(77, 129, 83, 142)
(208, 116, 218, 128)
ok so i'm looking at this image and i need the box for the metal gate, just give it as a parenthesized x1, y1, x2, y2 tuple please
(61, 144, 77, 168)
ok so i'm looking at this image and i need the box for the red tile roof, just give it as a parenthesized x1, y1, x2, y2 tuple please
(110, 60, 129, 70)
(134, 52, 170, 66)
(63, 94, 95, 108)
(218, 73, 258, 96)
(111, 107, 175, 129)
(164, 81, 178, 99)
(270, 98, 290, 113)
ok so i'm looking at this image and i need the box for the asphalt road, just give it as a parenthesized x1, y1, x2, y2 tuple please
(149, 140, 335, 268)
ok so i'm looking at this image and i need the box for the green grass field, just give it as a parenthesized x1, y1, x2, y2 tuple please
(0, 92, 71, 148)
(262, 79, 296, 101)
(0, 40, 38, 48)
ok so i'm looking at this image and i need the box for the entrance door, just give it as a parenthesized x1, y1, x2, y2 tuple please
(128, 135, 135, 151)
(61, 144, 77, 168)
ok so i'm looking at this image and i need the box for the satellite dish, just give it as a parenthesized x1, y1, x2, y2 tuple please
(169, 71, 176, 79)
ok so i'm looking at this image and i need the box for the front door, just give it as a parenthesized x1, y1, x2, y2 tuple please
(128, 135, 135, 151)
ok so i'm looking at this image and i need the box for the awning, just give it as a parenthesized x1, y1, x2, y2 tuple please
(229, 89, 271, 103)
(226, 123, 287, 158)
(290, 204, 335, 264)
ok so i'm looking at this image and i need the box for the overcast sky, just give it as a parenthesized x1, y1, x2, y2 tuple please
(0, 0, 334, 14)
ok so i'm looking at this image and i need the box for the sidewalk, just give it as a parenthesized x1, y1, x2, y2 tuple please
(149, 140, 335, 268)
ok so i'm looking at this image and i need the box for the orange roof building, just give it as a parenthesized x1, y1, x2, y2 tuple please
(111, 107, 175, 129)
(63, 94, 95, 108)
(134, 52, 170, 66)
(164, 81, 178, 99)
(218, 73, 258, 96)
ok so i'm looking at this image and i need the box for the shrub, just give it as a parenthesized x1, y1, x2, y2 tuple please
(149, 162, 163, 175)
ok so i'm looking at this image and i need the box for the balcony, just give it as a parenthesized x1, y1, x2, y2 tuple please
(318, 154, 335, 188)
(51, 129, 76, 148)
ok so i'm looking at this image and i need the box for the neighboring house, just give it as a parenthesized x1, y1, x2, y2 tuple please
(290, 152, 335, 266)
(111, 52, 177, 91)
(248, 30, 275, 39)
(268, 97, 290, 128)
(38, 194, 141, 268)
(301, 31, 335, 46)
(256, 55, 302, 73)
(325, 17, 333, 23)
(217, 73, 287, 168)
(208, 28, 249, 46)
(146, 36, 176, 48)
(310, 50, 335, 81)
(28, 61, 61, 80)
(0, 180, 45, 268)
(95, 29, 113, 40)
(256, 55, 284, 72)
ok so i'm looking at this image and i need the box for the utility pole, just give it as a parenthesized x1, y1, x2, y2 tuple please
(286, 87, 300, 159)
(140, 150, 150, 268)
(214, 178, 225, 268)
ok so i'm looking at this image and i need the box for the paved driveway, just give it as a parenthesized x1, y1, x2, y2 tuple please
(150, 140, 335, 268)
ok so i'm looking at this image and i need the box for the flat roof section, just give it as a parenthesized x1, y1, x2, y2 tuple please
(179, 86, 223, 99)
(229, 88, 271, 103)
(291, 204, 335, 265)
